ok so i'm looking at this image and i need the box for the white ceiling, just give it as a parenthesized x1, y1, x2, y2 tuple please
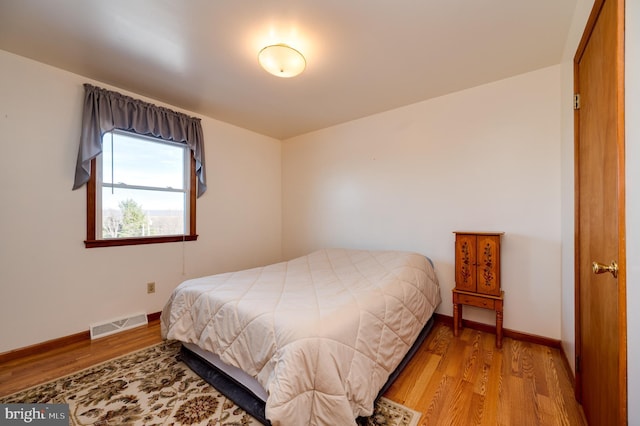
(0, 0, 577, 139)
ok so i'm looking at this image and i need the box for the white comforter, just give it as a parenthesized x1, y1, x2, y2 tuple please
(161, 248, 440, 425)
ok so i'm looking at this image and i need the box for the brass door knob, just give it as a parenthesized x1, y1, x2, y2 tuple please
(592, 261, 618, 278)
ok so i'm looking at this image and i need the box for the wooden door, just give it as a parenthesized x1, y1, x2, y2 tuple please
(455, 234, 477, 292)
(476, 234, 501, 296)
(574, 0, 626, 424)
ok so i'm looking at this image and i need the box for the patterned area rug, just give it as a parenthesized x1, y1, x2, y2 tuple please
(1, 341, 421, 426)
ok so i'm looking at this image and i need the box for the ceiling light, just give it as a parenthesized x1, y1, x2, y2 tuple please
(258, 44, 306, 78)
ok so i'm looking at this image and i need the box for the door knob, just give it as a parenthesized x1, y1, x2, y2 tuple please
(592, 260, 618, 278)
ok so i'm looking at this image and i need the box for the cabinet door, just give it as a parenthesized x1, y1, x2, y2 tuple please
(476, 234, 501, 296)
(455, 234, 477, 292)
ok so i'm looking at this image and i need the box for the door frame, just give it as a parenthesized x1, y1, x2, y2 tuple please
(573, 0, 627, 422)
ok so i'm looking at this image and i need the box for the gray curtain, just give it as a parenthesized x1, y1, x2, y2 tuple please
(73, 84, 207, 197)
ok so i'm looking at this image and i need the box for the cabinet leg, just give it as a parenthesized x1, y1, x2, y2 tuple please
(453, 303, 461, 337)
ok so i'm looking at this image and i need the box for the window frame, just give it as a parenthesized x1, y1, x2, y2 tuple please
(85, 132, 198, 248)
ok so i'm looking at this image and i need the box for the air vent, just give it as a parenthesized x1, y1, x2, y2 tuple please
(90, 312, 148, 339)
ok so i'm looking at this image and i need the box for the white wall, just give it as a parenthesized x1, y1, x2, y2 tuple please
(0, 50, 283, 353)
(283, 66, 563, 339)
(626, 0, 640, 420)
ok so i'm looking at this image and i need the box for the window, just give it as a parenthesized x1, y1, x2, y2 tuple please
(85, 131, 197, 248)
(73, 84, 206, 247)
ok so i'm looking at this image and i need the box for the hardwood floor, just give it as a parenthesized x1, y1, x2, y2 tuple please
(0, 319, 586, 425)
(387, 322, 587, 425)
(0, 320, 163, 398)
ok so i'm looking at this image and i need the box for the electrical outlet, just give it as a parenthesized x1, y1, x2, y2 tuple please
(147, 282, 156, 294)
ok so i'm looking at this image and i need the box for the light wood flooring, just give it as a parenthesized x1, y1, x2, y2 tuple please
(0, 319, 586, 425)
(386, 322, 587, 425)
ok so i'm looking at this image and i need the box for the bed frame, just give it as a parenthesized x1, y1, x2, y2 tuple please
(179, 315, 436, 425)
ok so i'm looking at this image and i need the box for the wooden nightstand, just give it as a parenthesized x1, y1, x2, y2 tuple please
(452, 231, 504, 348)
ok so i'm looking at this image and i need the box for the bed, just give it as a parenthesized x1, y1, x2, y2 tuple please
(161, 248, 441, 425)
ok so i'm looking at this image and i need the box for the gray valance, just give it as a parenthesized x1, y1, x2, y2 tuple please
(73, 84, 207, 197)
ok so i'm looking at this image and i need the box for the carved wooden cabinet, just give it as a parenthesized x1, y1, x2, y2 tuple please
(452, 231, 505, 348)
(454, 232, 502, 295)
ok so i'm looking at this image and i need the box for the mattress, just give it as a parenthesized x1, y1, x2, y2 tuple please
(183, 341, 269, 402)
(161, 248, 441, 425)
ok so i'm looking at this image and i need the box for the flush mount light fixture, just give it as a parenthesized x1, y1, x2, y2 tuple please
(258, 43, 306, 78)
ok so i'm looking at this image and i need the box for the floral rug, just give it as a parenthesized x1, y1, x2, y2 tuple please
(1, 341, 421, 426)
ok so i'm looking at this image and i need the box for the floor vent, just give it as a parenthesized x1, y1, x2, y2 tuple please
(90, 312, 148, 340)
